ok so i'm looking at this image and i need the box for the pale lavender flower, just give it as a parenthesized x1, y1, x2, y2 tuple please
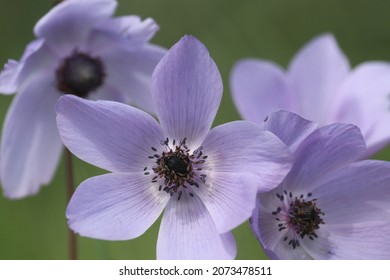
(0, 0, 166, 199)
(56, 36, 292, 259)
(230, 33, 390, 156)
(251, 110, 390, 259)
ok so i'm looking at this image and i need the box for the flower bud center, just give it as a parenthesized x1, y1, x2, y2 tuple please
(56, 52, 105, 98)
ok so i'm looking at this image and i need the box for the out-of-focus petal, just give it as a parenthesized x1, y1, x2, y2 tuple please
(1, 73, 62, 199)
(34, 0, 116, 53)
(152, 35, 223, 147)
(288, 33, 350, 123)
(0, 39, 56, 94)
(283, 123, 366, 194)
(202, 121, 292, 192)
(67, 172, 169, 240)
(333, 62, 390, 155)
(0, 60, 19, 94)
(157, 193, 236, 259)
(230, 59, 291, 124)
(0, 38, 44, 93)
(97, 16, 159, 44)
(98, 43, 166, 114)
(88, 82, 130, 104)
(56, 95, 164, 173)
(261, 110, 318, 153)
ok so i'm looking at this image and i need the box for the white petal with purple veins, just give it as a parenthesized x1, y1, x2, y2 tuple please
(193, 172, 258, 234)
(313, 160, 390, 225)
(67, 172, 170, 240)
(284, 123, 366, 194)
(261, 110, 318, 152)
(152, 35, 223, 147)
(56, 95, 164, 173)
(157, 192, 236, 259)
(202, 121, 292, 192)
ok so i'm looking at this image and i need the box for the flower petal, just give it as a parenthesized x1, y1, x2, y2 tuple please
(193, 172, 258, 234)
(324, 222, 390, 259)
(283, 123, 366, 194)
(98, 43, 166, 114)
(97, 16, 160, 44)
(230, 59, 291, 124)
(88, 82, 130, 104)
(261, 110, 318, 153)
(1, 73, 62, 199)
(0, 39, 56, 94)
(272, 239, 313, 260)
(333, 62, 390, 155)
(152, 35, 223, 147)
(251, 192, 287, 254)
(34, 0, 116, 52)
(157, 193, 236, 259)
(67, 172, 169, 240)
(288, 33, 350, 123)
(0, 59, 19, 94)
(201, 121, 292, 192)
(56, 95, 164, 173)
(313, 160, 390, 225)
(252, 191, 320, 260)
(300, 229, 334, 259)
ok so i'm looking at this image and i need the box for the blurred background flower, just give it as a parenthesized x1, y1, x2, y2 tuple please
(1, 0, 390, 259)
(230, 33, 390, 156)
(0, 0, 165, 199)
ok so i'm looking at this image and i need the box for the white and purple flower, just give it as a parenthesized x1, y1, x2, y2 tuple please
(0, 0, 166, 198)
(230, 33, 390, 156)
(56, 36, 292, 259)
(251, 110, 390, 259)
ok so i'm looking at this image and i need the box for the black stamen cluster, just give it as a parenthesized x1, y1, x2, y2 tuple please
(288, 198, 325, 240)
(272, 191, 325, 250)
(144, 138, 208, 200)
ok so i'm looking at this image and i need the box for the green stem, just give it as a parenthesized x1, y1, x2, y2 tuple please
(65, 148, 77, 260)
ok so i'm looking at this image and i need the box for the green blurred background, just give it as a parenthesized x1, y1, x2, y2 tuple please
(0, 0, 390, 259)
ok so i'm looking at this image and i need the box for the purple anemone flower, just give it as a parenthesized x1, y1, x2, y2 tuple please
(230, 33, 390, 156)
(251, 110, 390, 259)
(56, 36, 292, 259)
(0, 0, 166, 199)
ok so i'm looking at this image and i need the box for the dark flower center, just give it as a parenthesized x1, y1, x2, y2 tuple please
(56, 51, 105, 98)
(144, 138, 208, 200)
(165, 154, 191, 175)
(288, 198, 325, 239)
(271, 190, 325, 249)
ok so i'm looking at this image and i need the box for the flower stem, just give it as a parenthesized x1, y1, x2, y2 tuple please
(65, 148, 77, 260)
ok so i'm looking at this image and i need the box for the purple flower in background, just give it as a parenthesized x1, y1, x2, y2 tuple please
(56, 36, 292, 259)
(230, 33, 390, 156)
(0, 0, 166, 199)
(251, 110, 390, 259)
